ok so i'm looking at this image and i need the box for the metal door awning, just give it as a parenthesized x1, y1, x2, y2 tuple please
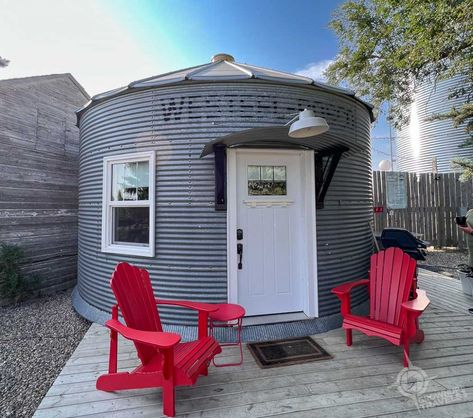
(202, 126, 351, 211)
(200, 126, 351, 158)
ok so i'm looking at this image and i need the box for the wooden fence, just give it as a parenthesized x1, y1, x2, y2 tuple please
(373, 171, 473, 248)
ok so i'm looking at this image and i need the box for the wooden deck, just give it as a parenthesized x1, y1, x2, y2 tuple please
(34, 269, 473, 417)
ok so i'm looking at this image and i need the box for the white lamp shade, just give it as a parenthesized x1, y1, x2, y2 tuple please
(288, 109, 329, 138)
(378, 159, 392, 171)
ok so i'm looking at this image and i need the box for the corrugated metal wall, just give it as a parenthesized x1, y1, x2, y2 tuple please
(77, 82, 372, 324)
(396, 75, 472, 173)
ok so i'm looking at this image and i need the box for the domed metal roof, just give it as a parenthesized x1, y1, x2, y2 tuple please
(76, 54, 374, 122)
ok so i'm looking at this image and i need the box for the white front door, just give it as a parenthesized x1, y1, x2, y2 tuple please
(228, 149, 317, 317)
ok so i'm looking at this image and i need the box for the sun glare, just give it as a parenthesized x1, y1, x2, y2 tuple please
(409, 100, 421, 159)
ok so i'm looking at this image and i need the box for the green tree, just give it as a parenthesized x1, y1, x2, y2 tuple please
(0, 244, 39, 302)
(326, 0, 473, 178)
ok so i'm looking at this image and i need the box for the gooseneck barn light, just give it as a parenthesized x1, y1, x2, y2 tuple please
(285, 109, 329, 138)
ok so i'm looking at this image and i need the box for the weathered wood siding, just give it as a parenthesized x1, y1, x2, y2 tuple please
(0, 74, 89, 294)
(373, 171, 473, 248)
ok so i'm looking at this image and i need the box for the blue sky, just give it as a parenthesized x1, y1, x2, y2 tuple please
(110, 0, 339, 73)
(1, 0, 392, 166)
(109, 0, 392, 166)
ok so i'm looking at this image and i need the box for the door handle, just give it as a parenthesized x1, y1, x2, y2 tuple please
(237, 243, 243, 270)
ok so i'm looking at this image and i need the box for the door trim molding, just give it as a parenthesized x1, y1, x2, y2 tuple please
(226, 148, 318, 318)
(227, 148, 238, 306)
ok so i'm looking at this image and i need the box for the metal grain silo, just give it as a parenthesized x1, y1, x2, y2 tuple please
(73, 54, 374, 334)
(396, 75, 472, 173)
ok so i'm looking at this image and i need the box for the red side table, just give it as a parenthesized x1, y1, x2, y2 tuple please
(209, 303, 245, 367)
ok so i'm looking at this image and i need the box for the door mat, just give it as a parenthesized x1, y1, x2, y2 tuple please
(247, 336, 332, 369)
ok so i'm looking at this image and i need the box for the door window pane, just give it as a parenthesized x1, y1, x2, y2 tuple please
(112, 161, 149, 201)
(261, 166, 274, 181)
(274, 166, 286, 181)
(247, 165, 260, 181)
(248, 165, 287, 195)
(113, 207, 149, 244)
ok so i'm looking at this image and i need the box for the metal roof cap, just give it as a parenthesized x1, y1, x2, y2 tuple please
(76, 54, 374, 124)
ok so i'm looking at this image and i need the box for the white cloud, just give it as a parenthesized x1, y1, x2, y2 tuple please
(0, 0, 170, 96)
(295, 59, 334, 82)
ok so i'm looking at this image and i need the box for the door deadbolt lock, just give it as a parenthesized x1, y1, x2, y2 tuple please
(237, 229, 243, 240)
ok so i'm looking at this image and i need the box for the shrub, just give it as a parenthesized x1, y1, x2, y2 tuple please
(0, 243, 39, 302)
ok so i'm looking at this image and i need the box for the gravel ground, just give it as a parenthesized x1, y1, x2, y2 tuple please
(0, 289, 90, 417)
(418, 247, 469, 277)
(0, 248, 467, 417)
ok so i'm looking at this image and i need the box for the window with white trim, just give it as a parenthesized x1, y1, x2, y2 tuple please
(102, 152, 155, 257)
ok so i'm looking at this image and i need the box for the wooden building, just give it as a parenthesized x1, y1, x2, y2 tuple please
(0, 73, 89, 294)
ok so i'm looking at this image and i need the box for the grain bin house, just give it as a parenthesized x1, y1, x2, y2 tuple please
(0, 74, 89, 295)
(74, 54, 374, 332)
(396, 74, 472, 173)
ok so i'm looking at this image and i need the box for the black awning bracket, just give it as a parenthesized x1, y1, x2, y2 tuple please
(214, 144, 227, 211)
(314, 147, 348, 209)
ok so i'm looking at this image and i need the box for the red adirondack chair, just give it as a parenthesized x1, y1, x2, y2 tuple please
(96, 263, 222, 417)
(332, 247, 430, 367)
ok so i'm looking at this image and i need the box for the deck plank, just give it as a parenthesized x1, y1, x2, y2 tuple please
(34, 270, 473, 417)
(417, 269, 473, 313)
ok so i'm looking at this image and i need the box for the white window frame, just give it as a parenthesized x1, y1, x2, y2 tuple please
(101, 151, 155, 257)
